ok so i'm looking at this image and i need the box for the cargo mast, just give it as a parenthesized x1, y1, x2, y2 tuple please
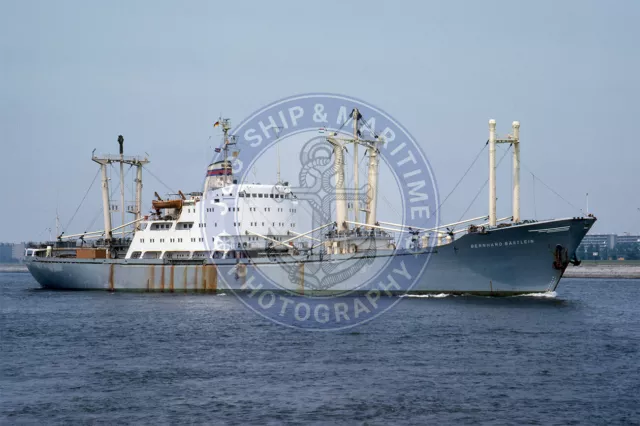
(326, 108, 382, 233)
(92, 137, 149, 246)
(488, 119, 521, 226)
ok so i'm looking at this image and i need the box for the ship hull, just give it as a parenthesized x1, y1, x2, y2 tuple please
(25, 218, 594, 295)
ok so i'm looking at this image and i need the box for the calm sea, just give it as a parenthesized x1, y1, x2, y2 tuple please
(1, 273, 638, 425)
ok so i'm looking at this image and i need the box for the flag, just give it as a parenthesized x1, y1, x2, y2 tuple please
(213, 121, 220, 128)
(214, 147, 221, 153)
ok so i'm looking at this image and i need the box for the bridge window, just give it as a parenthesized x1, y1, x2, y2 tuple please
(142, 251, 160, 259)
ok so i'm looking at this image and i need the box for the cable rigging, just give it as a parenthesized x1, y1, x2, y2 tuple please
(61, 168, 100, 235)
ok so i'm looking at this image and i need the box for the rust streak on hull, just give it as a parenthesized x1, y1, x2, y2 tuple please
(297, 262, 304, 295)
(183, 267, 188, 293)
(201, 265, 206, 292)
(204, 264, 217, 292)
(148, 265, 155, 292)
(169, 265, 175, 293)
(108, 264, 115, 291)
(160, 266, 165, 292)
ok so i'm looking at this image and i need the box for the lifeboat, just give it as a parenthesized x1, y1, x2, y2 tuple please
(152, 199, 183, 210)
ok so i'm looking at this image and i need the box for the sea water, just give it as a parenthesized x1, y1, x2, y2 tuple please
(1, 273, 638, 424)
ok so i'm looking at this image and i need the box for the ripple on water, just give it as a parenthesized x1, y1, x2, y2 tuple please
(1, 274, 639, 425)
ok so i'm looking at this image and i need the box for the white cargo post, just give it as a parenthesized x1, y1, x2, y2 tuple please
(352, 108, 360, 224)
(98, 161, 112, 242)
(365, 139, 380, 226)
(489, 119, 497, 227)
(328, 138, 348, 231)
(512, 121, 521, 223)
(135, 162, 143, 230)
(118, 136, 125, 239)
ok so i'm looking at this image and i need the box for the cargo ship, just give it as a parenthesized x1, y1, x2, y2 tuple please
(25, 113, 595, 295)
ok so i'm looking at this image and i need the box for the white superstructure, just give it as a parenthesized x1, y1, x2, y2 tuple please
(125, 182, 301, 260)
(125, 118, 303, 261)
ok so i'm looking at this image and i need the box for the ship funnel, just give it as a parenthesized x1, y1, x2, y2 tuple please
(204, 161, 233, 192)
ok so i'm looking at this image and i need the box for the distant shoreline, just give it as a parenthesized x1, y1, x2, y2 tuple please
(0, 264, 28, 273)
(565, 261, 640, 279)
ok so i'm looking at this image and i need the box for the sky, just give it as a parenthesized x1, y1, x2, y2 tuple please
(1, 0, 639, 243)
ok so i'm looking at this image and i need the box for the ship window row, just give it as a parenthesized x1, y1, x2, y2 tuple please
(140, 237, 208, 244)
(209, 207, 238, 212)
(240, 193, 290, 199)
(151, 223, 172, 230)
(178, 223, 194, 229)
(245, 222, 292, 228)
(244, 235, 283, 241)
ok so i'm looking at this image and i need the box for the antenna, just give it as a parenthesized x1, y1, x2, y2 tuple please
(274, 126, 283, 184)
(55, 190, 60, 240)
(586, 192, 589, 215)
(215, 117, 237, 186)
